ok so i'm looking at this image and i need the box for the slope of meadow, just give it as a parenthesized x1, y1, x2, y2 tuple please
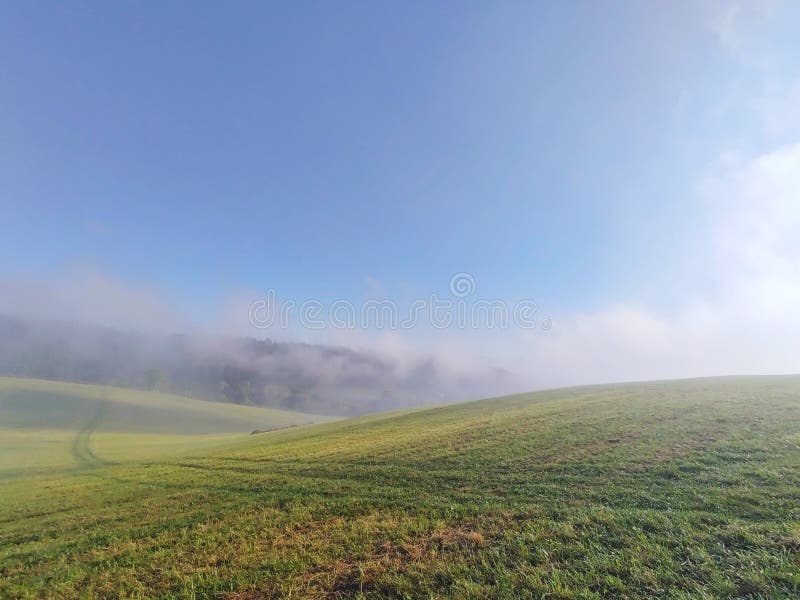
(1, 377, 800, 598)
(0, 377, 333, 477)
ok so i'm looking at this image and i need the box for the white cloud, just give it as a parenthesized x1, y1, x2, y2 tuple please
(501, 142, 800, 388)
(705, 143, 800, 309)
(485, 3, 800, 390)
(711, 1, 744, 55)
(711, 0, 781, 67)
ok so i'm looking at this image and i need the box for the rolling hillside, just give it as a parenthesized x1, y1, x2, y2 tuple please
(2, 376, 800, 598)
(0, 377, 333, 477)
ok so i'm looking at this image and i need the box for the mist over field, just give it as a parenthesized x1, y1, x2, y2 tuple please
(0, 312, 517, 415)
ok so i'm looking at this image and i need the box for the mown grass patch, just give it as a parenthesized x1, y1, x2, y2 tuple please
(1, 376, 799, 598)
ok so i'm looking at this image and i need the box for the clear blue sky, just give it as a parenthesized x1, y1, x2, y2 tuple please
(0, 3, 722, 304)
(3, 1, 800, 385)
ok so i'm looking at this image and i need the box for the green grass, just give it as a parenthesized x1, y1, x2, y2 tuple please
(1, 376, 800, 598)
(0, 377, 333, 478)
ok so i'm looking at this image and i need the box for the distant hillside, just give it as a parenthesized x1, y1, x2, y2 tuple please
(0, 314, 516, 415)
(0, 377, 331, 434)
(0, 376, 334, 477)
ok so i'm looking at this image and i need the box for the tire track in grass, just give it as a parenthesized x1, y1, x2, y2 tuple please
(70, 399, 109, 469)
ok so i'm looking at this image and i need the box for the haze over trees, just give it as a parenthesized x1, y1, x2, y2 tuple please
(0, 315, 515, 415)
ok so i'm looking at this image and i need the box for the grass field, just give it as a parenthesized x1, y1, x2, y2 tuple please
(1, 376, 800, 598)
(0, 377, 333, 478)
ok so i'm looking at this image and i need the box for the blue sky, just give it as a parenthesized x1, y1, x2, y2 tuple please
(3, 1, 800, 387)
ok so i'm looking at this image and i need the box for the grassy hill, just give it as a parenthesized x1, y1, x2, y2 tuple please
(0, 377, 333, 477)
(2, 376, 800, 598)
